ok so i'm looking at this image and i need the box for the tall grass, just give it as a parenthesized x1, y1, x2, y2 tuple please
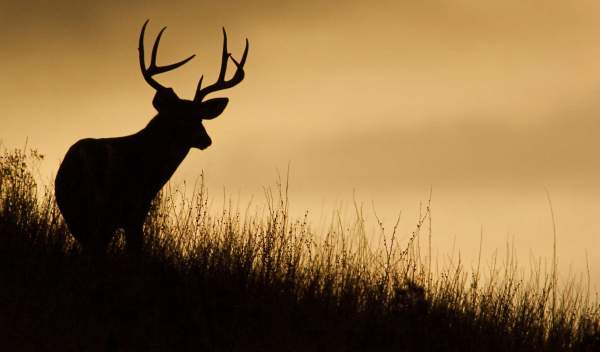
(0, 147, 598, 351)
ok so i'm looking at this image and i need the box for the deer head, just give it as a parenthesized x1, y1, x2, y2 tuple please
(138, 20, 249, 149)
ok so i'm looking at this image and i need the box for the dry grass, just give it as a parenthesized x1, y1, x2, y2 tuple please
(0, 146, 599, 351)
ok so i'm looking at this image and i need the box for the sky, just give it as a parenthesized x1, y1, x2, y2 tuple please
(2, 0, 600, 288)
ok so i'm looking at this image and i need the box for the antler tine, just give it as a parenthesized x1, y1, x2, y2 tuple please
(139, 20, 158, 89)
(196, 75, 204, 91)
(139, 20, 195, 91)
(230, 38, 249, 68)
(217, 27, 229, 82)
(194, 28, 249, 102)
(150, 27, 167, 69)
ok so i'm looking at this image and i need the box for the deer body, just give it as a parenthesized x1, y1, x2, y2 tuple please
(55, 21, 248, 257)
(55, 127, 188, 256)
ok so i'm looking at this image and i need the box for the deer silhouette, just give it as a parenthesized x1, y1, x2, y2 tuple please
(55, 20, 248, 258)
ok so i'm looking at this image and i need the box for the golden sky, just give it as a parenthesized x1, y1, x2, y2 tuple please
(2, 0, 600, 287)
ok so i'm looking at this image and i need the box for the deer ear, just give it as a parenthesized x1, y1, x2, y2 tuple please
(200, 98, 229, 120)
(152, 88, 179, 112)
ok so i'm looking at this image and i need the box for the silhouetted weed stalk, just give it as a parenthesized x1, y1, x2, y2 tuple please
(1, 146, 599, 351)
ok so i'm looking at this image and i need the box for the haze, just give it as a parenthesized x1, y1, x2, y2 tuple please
(1, 0, 599, 288)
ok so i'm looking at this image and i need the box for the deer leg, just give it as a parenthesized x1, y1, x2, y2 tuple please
(75, 226, 111, 268)
(124, 222, 144, 257)
(67, 216, 109, 260)
(90, 209, 113, 255)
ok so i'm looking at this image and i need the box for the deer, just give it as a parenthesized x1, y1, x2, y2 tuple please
(54, 20, 248, 259)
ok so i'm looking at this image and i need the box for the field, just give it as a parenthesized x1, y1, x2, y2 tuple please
(1, 147, 599, 351)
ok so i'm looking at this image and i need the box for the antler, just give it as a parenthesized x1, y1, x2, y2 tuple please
(194, 28, 249, 102)
(139, 20, 196, 91)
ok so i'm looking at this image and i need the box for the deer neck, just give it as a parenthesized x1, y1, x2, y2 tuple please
(138, 116, 191, 173)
